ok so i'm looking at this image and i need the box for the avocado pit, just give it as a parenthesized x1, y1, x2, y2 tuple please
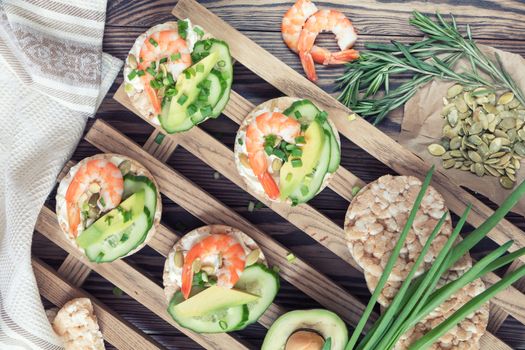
(285, 330, 325, 350)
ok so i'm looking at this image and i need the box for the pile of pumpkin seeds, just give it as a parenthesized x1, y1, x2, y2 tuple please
(427, 84, 525, 189)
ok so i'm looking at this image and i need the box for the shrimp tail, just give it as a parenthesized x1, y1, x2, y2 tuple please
(257, 172, 280, 200)
(299, 50, 318, 82)
(311, 46, 360, 65)
(144, 80, 162, 114)
(181, 264, 193, 299)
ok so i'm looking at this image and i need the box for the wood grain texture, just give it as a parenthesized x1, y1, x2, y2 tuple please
(57, 255, 92, 287)
(33, 257, 163, 350)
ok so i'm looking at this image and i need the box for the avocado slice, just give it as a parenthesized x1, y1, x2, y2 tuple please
(159, 51, 220, 133)
(76, 190, 145, 248)
(173, 285, 259, 317)
(280, 120, 325, 200)
(261, 309, 348, 350)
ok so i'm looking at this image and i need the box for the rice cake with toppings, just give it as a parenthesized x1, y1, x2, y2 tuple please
(162, 224, 266, 302)
(345, 175, 488, 349)
(56, 153, 162, 260)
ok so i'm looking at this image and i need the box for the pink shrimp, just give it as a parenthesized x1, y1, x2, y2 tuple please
(281, 0, 318, 53)
(298, 9, 359, 81)
(139, 30, 192, 114)
(65, 159, 124, 237)
(246, 112, 301, 200)
(181, 234, 246, 299)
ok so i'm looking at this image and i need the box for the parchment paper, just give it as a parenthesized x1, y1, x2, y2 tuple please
(400, 45, 525, 216)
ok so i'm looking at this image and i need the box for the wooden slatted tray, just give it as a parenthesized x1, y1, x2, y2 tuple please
(34, 0, 525, 348)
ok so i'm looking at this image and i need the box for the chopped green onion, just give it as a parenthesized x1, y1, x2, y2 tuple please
(193, 27, 205, 37)
(170, 52, 181, 61)
(149, 79, 161, 89)
(321, 337, 332, 350)
(178, 20, 188, 40)
(291, 159, 303, 168)
(184, 70, 191, 79)
(200, 105, 213, 117)
(146, 67, 156, 76)
(137, 70, 145, 76)
(165, 87, 178, 97)
(177, 94, 188, 105)
(148, 38, 158, 47)
(218, 60, 226, 67)
(237, 138, 243, 145)
(120, 233, 129, 242)
(316, 111, 328, 123)
(291, 198, 299, 206)
(264, 145, 273, 155)
(159, 57, 168, 64)
(154, 133, 165, 145)
(127, 70, 138, 80)
(285, 143, 296, 151)
(286, 253, 296, 263)
(167, 73, 175, 85)
(95, 252, 105, 263)
(201, 79, 212, 90)
(294, 111, 302, 119)
(351, 186, 361, 196)
(254, 202, 265, 209)
(112, 286, 123, 297)
(291, 148, 302, 157)
(203, 41, 212, 50)
(301, 124, 308, 132)
(187, 104, 198, 116)
(272, 148, 286, 160)
(196, 64, 204, 73)
(295, 136, 306, 144)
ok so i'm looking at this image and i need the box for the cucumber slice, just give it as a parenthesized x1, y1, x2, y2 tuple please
(122, 174, 157, 222)
(188, 70, 226, 125)
(290, 130, 331, 204)
(192, 39, 233, 118)
(84, 211, 150, 263)
(284, 99, 340, 173)
(167, 288, 248, 333)
(233, 264, 280, 330)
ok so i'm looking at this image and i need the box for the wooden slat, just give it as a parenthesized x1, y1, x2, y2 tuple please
(35, 207, 249, 350)
(173, 0, 525, 264)
(33, 257, 163, 350)
(113, 83, 525, 328)
(57, 255, 92, 287)
(85, 119, 369, 327)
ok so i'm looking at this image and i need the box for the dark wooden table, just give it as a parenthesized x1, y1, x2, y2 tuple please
(33, 1, 525, 349)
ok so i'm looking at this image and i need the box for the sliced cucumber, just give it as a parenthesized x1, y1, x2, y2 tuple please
(122, 174, 157, 222)
(284, 99, 340, 173)
(167, 288, 248, 333)
(84, 211, 150, 263)
(290, 130, 331, 204)
(188, 70, 226, 125)
(192, 39, 233, 118)
(233, 264, 280, 330)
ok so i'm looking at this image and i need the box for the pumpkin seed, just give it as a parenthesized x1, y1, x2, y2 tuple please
(239, 153, 250, 168)
(245, 248, 261, 266)
(455, 97, 469, 113)
(498, 92, 514, 105)
(479, 112, 489, 129)
(468, 122, 482, 135)
(515, 142, 525, 156)
(428, 144, 446, 156)
(483, 103, 497, 114)
(443, 159, 456, 169)
(464, 92, 475, 108)
(192, 258, 202, 272)
(447, 84, 463, 98)
(118, 160, 131, 175)
(474, 163, 485, 177)
(498, 153, 512, 166)
(450, 136, 461, 150)
(468, 150, 482, 163)
(499, 117, 516, 130)
(442, 152, 452, 160)
(467, 135, 482, 146)
(508, 98, 521, 109)
(507, 172, 516, 181)
(507, 128, 518, 143)
(484, 164, 500, 177)
(128, 54, 138, 69)
(450, 150, 463, 158)
(454, 161, 463, 169)
(174, 250, 184, 268)
(448, 109, 459, 127)
(518, 129, 525, 141)
(500, 176, 515, 189)
(484, 158, 500, 165)
(489, 138, 503, 153)
(272, 158, 282, 172)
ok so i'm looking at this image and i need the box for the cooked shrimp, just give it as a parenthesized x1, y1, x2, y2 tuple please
(181, 234, 246, 299)
(298, 9, 359, 81)
(65, 159, 124, 237)
(282, 0, 318, 53)
(246, 112, 301, 200)
(139, 30, 192, 114)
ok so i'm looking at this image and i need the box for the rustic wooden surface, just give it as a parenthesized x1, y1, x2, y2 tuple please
(32, 1, 525, 349)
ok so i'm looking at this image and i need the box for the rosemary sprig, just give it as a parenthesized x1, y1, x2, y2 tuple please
(337, 11, 525, 125)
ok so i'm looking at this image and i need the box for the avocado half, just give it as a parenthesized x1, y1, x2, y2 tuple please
(261, 309, 348, 350)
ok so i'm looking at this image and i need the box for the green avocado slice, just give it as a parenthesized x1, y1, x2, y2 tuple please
(261, 309, 348, 350)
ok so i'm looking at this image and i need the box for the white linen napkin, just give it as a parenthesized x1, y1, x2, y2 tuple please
(0, 0, 122, 348)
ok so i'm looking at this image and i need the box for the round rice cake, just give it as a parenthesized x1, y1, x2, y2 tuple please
(162, 224, 266, 302)
(345, 174, 488, 349)
(234, 96, 340, 204)
(56, 153, 162, 260)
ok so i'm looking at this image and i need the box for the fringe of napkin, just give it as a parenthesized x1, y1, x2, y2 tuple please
(0, 0, 122, 349)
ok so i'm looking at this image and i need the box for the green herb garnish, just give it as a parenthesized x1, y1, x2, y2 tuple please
(177, 94, 188, 105)
(193, 26, 205, 37)
(291, 159, 302, 168)
(148, 38, 158, 47)
(200, 105, 213, 117)
(177, 20, 188, 40)
(127, 70, 137, 80)
(170, 52, 181, 61)
(187, 104, 198, 116)
(112, 286, 123, 297)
